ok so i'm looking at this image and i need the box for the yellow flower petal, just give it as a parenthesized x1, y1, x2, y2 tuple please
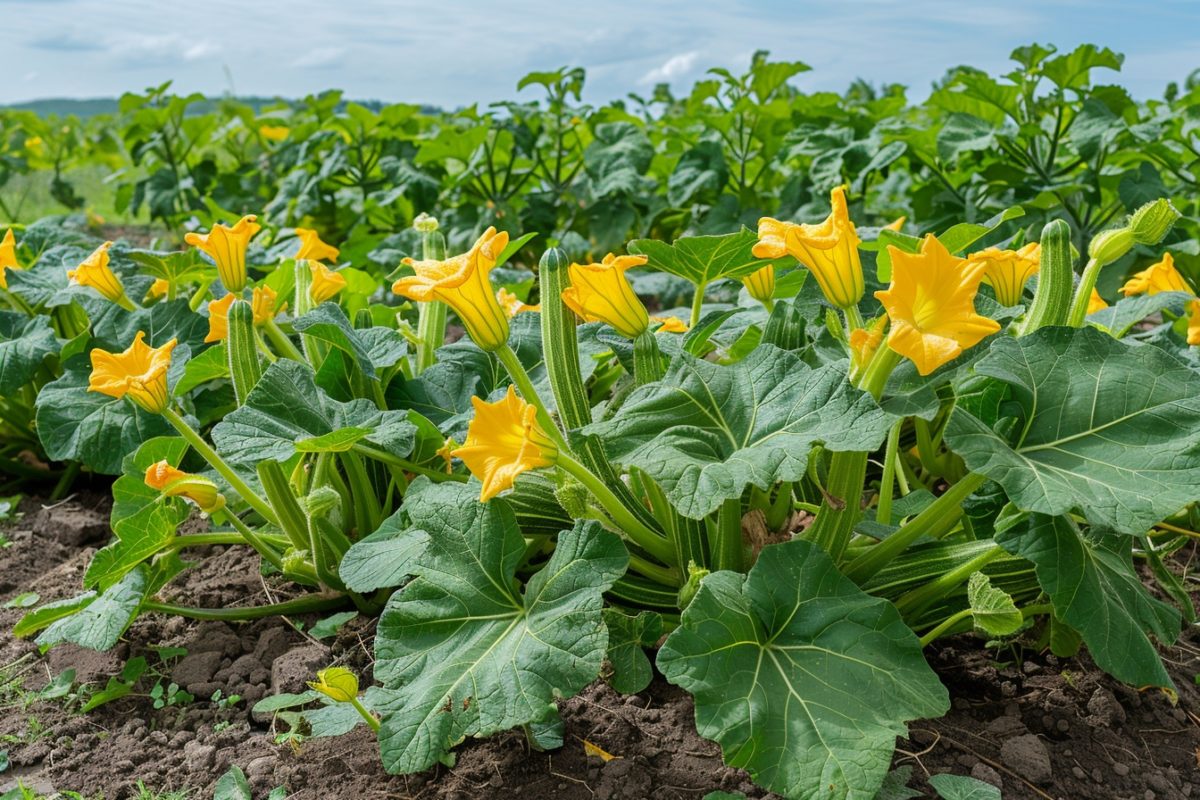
(308, 667, 360, 703)
(393, 227, 511, 351)
(205, 294, 235, 343)
(294, 227, 339, 263)
(561, 253, 649, 339)
(453, 386, 558, 501)
(88, 331, 177, 413)
(0, 229, 20, 289)
(497, 287, 540, 317)
(252, 284, 284, 324)
(752, 186, 863, 309)
(185, 215, 261, 292)
(650, 315, 689, 334)
(1188, 299, 1200, 346)
(965, 242, 1041, 307)
(68, 241, 127, 304)
(260, 125, 289, 142)
(1121, 252, 1192, 297)
(144, 460, 224, 513)
(875, 234, 1001, 376)
(309, 262, 347, 305)
(147, 278, 170, 300)
(1086, 288, 1108, 315)
(742, 264, 776, 304)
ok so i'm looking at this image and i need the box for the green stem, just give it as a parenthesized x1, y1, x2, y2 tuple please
(349, 696, 381, 733)
(162, 407, 280, 526)
(557, 453, 674, 566)
(263, 319, 306, 362)
(845, 472, 987, 583)
(495, 343, 569, 451)
(843, 303, 864, 333)
(875, 420, 901, 524)
(144, 595, 347, 621)
(894, 542, 1005, 616)
(689, 282, 707, 328)
(802, 450, 868, 561)
(219, 512, 287, 572)
(860, 345, 902, 400)
(711, 497, 745, 572)
(918, 608, 972, 647)
(415, 300, 448, 374)
(1066, 257, 1102, 327)
(351, 443, 467, 483)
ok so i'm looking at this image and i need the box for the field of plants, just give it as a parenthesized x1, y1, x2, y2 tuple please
(0, 44, 1199, 800)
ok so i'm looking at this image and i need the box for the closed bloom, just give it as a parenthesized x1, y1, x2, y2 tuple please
(259, 125, 289, 142)
(561, 253, 649, 339)
(0, 229, 20, 289)
(651, 315, 689, 334)
(147, 278, 170, 300)
(204, 294, 236, 343)
(393, 227, 511, 351)
(884, 216, 907, 232)
(742, 264, 776, 305)
(252, 284, 284, 323)
(294, 227, 339, 263)
(68, 241, 128, 304)
(875, 235, 1001, 376)
(497, 287, 540, 317)
(849, 316, 887, 376)
(310, 262, 347, 305)
(184, 215, 261, 292)
(1121, 252, 1192, 297)
(144, 461, 224, 514)
(1086, 288, 1109, 315)
(1188, 300, 1200, 346)
(966, 243, 1041, 307)
(454, 386, 558, 502)
(308, 667, 360, 703)
(752, 186, 863, 309)
(88, 331, 177, 413)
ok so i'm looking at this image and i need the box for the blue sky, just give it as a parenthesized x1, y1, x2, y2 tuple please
(4, 0, 1198, 106)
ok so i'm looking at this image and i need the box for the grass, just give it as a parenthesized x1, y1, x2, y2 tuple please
(0, 167, 137, 227)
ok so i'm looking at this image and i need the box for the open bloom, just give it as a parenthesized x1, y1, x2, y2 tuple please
(497, 287, 540, 317)
(1086, 288, 1109, 315)
(88, 331, 177, 413)
(184, 215, 261, 292)
(69, 242, 130, 305)
(294, 227, 339, 263)
(144, 461, 224, 513)
(1188, 300, 1200, 346)
(651, 315, 689, 333)
(875, 235, 1001, 376)
(966, 243, 1041, 307)
(147, 278, 170, 300)
(454, 386, 558, 502)
(742, 264, 775, 306)
(752, 186, 863, 309)
(393, 227, 511, 351)
(0, 229, 20, 289)
(309, 262, 347, 305)
(205, 294, 236, 343)
(308, 667, 360, 703)
(561, 253, 649, 339)
(1121, 252, 1192, 297)
(252, 284, 284, 323)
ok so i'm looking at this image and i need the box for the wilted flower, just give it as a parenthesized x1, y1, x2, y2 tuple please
(309, 262, 347, 305)
(966, 243, 1041, 307)
(1121, 252, 1192, 297)
(185, 215, 261, 292)
(88, 331, 177, 413)
(144, 461, 224, 513)
(875, 235, 1001, 376)
(561, 253, 650, 339)
(454, 386, 558, 502)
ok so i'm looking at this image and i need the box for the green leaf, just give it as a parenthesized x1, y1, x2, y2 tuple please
(938, 206, 1026, 255)
(36, 566, 148, 652)
(86, 437, 190, 590)
(928, 773, 1001, 800)
(1086, 290, 1191, 338)
(966, 572, 1023, 637)
(667, 141, 729, 207)
(211, 360, 415, 464)
(175, 342, 229, 395)
(0, 313, 59, 394)
(1042, 44, 1124, 90)
(997, 515, 1179, 688)
(658, 539, 949, 800)
(945, 326, 1200, 534)
(585, 345, 891, 518)
(876, 766, 923, 800)
(293, 304, 407, 382)
(629, 228, 783, 288)
(213, 765, 253, 800)
(36, 357, 175, 474)
(308, 611, 358, 640)
(338, 507, 425, 593)
(373, 480, 628, 774)
(936, 113, 995, 162)
(14, 594, 95, 638)
(601, 609, 662, 694)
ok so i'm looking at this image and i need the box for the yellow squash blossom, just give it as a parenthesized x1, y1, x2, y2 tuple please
(68, 241, 130, 305)
(0, 229, 20, 289)
(260, 125, 289, 142)
(651, 315, 689, 333)
(1188, 299, 1200, 346)
(88, 331, 177, 413)
(849, 316, 887, 376)
(308, 667, 360, 703)
(1086, 288, 1109, 315)
(752, 186, 863, 309)
(497, 287, 540, 317)
(875, 235, 1001, 376)
(144, 460, 224, 513)
(294, 227, 339, 263)
(884, 216, 907, 232)
(965, 243, 1041, 307)
(1121, 252, 1192, 297)
(453, 385, 558, 502)
(561, 253, 650, 339)
(742, 264, 776, 306)
(309, 262, 347, 305)
(252, 284, 284, 323)
(184, 215, 261, 293)
(204, 294, 236, 343)
(392, 227, 511, 351)
(147, 278, 170, 300)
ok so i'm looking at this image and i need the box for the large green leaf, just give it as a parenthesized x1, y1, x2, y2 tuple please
(628, 228, 784, 288)
(36, 566, 149, 652)
(293, 303, 408, 381)
(945, 326, 1200, 534)
(35, 356, 175, 474)
(996, 515, 1179, 688)
(601, 609, 663, 694)
(0, 313, 59, 393)
(658, 539, 949, 800)
(1086, 291, 1191, 338)
(585, 345, 891, 518)
(211, 360, 415, 464)
(338, 507, 425, 593)
(373, 480, 627, 774)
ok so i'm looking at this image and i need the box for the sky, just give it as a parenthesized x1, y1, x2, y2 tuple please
(4, 0, 1199, 107)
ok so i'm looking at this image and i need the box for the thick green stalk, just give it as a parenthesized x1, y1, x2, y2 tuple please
(802, 450, 868, 561)
(351, 442, 467, 483)
(218, 513, 288, 571)
(875, 420, 902, 524)
(414, 229, 448, 373)
(711, 497, 745, 572)
(1066, 257, 1102, 327)
(226, 299, 262, 405)
(557, 453, 674, 566)
(162, 407, 279, 526)
(144, 595, 347, 621)
(632, 329, 665, 385)
(263, 319, 305, 362)
(893, 542, 1005, 616)
(256, 460, 311, 551)
(689, 282, 707, 328)
(1023, 219, 1074, 331)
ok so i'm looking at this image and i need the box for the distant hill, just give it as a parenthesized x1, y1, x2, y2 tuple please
(4, 96, 444, 118)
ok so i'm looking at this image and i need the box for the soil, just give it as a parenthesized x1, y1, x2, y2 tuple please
(1, 496, 1197, 800)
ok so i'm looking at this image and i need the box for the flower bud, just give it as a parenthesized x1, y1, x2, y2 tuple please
(676, 562, 710, 610)
(413, 213, 439, 234)
(305, 486, 342, 518)
(308, 667, 360, 703)
(1129, 198, 1180, 246)
(1087, 227, 1134, 266)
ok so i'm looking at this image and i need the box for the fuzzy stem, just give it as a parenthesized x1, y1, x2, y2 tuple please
(144, 595, 347, 621)
(557, 452, 674, 565)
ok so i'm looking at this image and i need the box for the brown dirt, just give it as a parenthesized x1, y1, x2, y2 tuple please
(1, 499, 1197, 799)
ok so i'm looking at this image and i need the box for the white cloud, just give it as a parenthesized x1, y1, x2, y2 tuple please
(291, 47, 346, 69)
(641, 51, 701, 85)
